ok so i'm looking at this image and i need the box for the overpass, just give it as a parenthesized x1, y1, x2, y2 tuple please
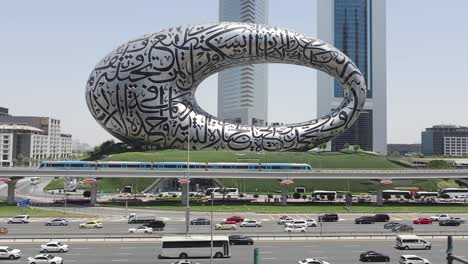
(2, 167, 468, 206)
(2, 167, 468, 179)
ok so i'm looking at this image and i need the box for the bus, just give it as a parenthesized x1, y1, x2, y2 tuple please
(439, 188, 468, 199)
(205, 188, 239, 198)
(382, 190, 412, 201)
(414, 191, 439, 200)
(312, 190, 337, 201)
(158, 235, 230, 259)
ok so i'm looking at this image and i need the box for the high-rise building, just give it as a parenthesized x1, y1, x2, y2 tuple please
(0, 107, 8, 116)
(317, 0, 387, 154)
(422, 125, 468, 156)
(0, 113, 72, 166)
(218, 0, 268, 126)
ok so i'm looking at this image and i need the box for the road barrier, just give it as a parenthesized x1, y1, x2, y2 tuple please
(1, 233, 467, 243)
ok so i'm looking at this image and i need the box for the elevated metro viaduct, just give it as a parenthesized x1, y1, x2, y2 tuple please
(2, 168, 468, 206)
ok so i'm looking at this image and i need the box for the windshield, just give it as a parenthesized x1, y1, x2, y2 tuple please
(47, 255, 54, 259)
(6, 248, 13, 251)
(57, 242, 63, 246)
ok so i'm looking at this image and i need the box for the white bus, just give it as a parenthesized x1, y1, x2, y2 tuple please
(414, 191, 439, 200)
(159, 235, 231, 259)
(312, 190, 337, 201)
(205, 188, 239, 198)
(382, 190, 412, 201)
(439, 188, 468, 199)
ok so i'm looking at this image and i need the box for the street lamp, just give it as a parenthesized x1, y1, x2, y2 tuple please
(210, 193, 214, 264)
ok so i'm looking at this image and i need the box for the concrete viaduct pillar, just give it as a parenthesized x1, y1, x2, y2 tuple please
(181, 181, 189, 206)
(4, 178, 21, 206)
(280, 180, 294, 206)
(90, 180, 99, 206)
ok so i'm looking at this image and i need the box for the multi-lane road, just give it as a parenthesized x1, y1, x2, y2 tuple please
(2, 218, 468, 239)
(0, 239, 465, 264)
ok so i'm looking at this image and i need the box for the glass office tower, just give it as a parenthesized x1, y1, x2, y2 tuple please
(317, 0, 387, 154)
(218, 0, 269, 126)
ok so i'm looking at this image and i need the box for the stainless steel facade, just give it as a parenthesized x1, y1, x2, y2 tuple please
(86, 22, 366, 151)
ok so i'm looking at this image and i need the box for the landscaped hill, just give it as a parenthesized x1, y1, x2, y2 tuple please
(107, 150, 402, 169)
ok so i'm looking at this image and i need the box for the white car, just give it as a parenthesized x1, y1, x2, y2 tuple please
(284, 226, 307, 233)
(298, 258, 330, 264)
(305, 218, 318, 227)
(430, 214, 450, 222)
(40, 242, 68, 253)
(286, 220, 308, 228)
(8, 215, 30, 224)
(240, 220, 262, 227)
(27, 254, 63, 264)
(79, 221, 102, 229)
(128, 226, 153, 234)
(399, 255, 430, 264)
(0, 246, 21, 259)
(278, 217, 294, 225)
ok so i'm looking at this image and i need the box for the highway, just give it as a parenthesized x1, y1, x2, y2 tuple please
(4, 167, 468, 179)
(2, 213, 468, 238)
(0, 239, 464, 264)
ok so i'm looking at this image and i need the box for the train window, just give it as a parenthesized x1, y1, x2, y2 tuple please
(97, 164, 107, 168)
(51, 164, 63, 167)
(70, 164, 84, 168)
(108, 164, 122, 168)
(237, 165, 248, 169)
(127, 164, 140, 168)
(164, 164, 177, 169)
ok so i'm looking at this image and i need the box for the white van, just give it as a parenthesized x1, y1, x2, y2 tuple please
(396, 235, 431, 250)
(286, 220, 307, 228)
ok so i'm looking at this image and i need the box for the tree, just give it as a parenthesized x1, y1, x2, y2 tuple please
(352, 145, 361, 152)
(83, 190, 91, 199)
(318, 143, 327, 153)
(427, 160, 453, 169)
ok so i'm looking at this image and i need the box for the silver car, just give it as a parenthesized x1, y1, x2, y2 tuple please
(46, 219, 68, 226)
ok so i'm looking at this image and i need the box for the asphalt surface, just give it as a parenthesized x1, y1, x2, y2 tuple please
(2, 214, 468, 238)
(0, 239, 465, 264)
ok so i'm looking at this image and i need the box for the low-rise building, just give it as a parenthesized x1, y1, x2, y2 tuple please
(422, 125, 468, 156)
(0, 108, 73, 166)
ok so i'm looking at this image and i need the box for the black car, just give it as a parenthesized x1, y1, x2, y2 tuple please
(229, 235, 254, 245)
(359, 251, 390, 262)
(439, 219, 461, 226)
(384, 222, 400, 229)
(142, 220, 165, 231)
(190, 218, 210, 225)
(318, 214, 339, 222)
(355, 216, 375, 224)
(373, 214, 390, 222)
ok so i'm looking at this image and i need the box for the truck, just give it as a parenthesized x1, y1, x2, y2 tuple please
(128, 213, 158, 224)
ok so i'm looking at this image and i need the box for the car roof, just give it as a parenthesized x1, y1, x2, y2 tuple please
(0, 246, 12, 249)
(401, 255, 420, 258)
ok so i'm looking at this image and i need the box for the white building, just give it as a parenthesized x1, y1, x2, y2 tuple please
(218, 0, 269, 126)
(317, 0, 387, 154)
(0, 113, 73, 167)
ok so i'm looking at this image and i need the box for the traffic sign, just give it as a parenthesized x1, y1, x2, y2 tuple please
(17, 199, 30, 208)
(83, 178, 96, 183)
(0, 178, 11, 183)
(178, 179, 190, 184)
(380, 179, 393, 185)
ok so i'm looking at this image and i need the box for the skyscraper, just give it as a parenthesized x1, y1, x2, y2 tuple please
(317, 0, 387, 154)
(218, 0, 268, 126)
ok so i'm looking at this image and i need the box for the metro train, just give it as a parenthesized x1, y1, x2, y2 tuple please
(38, 161, 312, 171)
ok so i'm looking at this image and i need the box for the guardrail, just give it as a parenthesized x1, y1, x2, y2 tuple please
(0, 233, 466, 243)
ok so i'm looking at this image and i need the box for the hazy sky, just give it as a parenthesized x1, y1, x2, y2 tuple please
(1, 0, 467, 147)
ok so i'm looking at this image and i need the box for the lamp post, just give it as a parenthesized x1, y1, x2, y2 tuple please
(210, 193, 214, 264)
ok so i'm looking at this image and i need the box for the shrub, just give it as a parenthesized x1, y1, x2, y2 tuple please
(172, 194, 178, 198)
(267, 194, 273, 199)
(292, 192, 301, 199)
(83, 190, 91, 198)
(301, 194, 308, 200)
(253, 194, 259, 198)
(239, 193, 245, 198)
(158, 193, 164, 198)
